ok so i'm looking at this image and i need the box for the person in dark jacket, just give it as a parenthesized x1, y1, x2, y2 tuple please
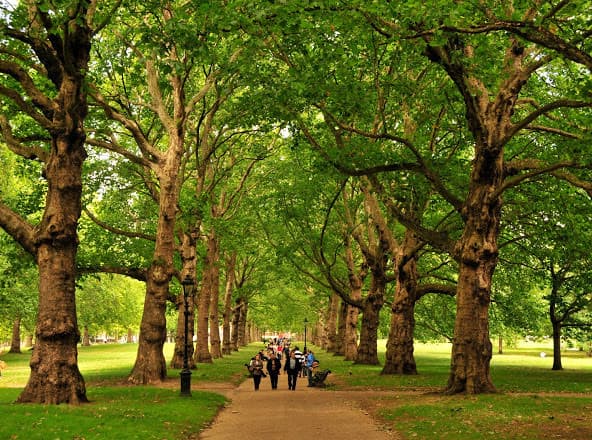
(266, 352, 282, 389)
(250, 353, 265, 390)
(283, 350, 302, 390)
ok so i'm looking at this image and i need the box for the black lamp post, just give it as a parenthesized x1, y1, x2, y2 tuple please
(180, 275, 194, 397)
(303, 317, 308, 353)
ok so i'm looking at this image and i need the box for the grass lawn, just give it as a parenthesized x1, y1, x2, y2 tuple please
(0, 343, 251, 440)
(1, 340, 591, 439)
(314, 341, 592, 439)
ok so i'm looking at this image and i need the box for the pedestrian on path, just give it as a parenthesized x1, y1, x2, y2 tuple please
(250, 353, 265, 391)
(266, 352, 281, 389)
(284, 350, 302, 390)
(293, 346, 304, 377)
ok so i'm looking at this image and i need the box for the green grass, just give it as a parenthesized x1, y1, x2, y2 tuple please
(314, 342, 592, 393)
(1, 340, 591, 440)
(310, 341, 592, 439)
(0, 387, 225, 440)
(0, 342, 255, 440)
(379, 394, 592, 440)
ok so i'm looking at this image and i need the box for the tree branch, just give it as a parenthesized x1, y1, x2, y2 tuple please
(0, 115, 48, 162)
(83, 208, 156, 242)
(77, 265, 147, 282)
(0, 201, 36, 256)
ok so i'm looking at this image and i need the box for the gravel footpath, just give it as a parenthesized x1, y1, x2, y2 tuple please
(198, 372, 396, 439)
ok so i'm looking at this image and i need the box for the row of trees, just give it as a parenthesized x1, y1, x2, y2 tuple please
(0, 0, 590, 404)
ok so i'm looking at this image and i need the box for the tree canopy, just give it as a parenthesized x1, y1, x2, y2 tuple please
(0, 0, 591, 401)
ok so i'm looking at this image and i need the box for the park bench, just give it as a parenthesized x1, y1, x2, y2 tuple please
(309, 369, 331, 387)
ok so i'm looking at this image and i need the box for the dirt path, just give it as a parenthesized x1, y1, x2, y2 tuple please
(197, 372, 398, 440)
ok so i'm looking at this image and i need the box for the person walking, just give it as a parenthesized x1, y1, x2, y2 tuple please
(293, 346, 303, 377)
(266, 352, 282, 389)
(250, 353, 265, 391)
(284, 350, 302, 391)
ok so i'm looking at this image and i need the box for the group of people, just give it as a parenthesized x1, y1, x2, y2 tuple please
(247, 342, 319, 391)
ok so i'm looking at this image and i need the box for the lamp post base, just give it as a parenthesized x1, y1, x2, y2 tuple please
(180, 369, 192, 397)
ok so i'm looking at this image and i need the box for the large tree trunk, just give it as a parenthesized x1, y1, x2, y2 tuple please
(428, 32, 532, 394)
(129, 266, 170, 383)
(222, 252, 236, 355)
(129, 152, 183, 383)
(0, 1, 94, 406)
(18, 72, 89, 403)
(9, 317, 21, 354)
(324, 292, 340, 353)
(382, 232, 420, 375)
(208, 232, 222, 359)
(355, 278, 385, 365)
(19, 134, 88, 404)
(194, 231, 217, 363)
(445, 148, 500, 394)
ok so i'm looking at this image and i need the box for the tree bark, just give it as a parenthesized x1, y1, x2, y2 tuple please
(238, 299, 249, 347)
(355, 279, 384, 365)
(324, 292, 340, 353)
(82, 326, 90, 347)
(334, 299, 347, 356)
(222, 252, 237, 355)
(382, 232, 420, 375)
(231, 298, 242, 351)
(18, 141, 88, 402)
(9, 317, 21, 354)
(129, 152, 183, 383)
(17, 74, 90, 405)
(208, 232, 222, 359)
(194, 231, 217, 363)
(551, 320, 563, 370)
(445, 148, 501, 394)
(344, 303, 359, 361)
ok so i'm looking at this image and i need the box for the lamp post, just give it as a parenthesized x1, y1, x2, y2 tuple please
(303, 317, 308, 353)
(180, 275, 194, 397)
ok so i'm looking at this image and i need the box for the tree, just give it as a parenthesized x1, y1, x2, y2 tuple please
(76, 274, 144, 345)
(87, 2, 243, 383)
(501, 181, 592, 369)
(260, 2, 592, 393)
(0, 0, 116, 404)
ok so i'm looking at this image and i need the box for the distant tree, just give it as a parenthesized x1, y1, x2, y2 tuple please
(76, 274, 144, 345)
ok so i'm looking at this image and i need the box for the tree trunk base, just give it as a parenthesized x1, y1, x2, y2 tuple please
(381, 362, 418, 375)
(353, 356, 380, 365)
(128, 346, 167, 385)
(17, 340, 88, 405)
(443, 376, 497, 395)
